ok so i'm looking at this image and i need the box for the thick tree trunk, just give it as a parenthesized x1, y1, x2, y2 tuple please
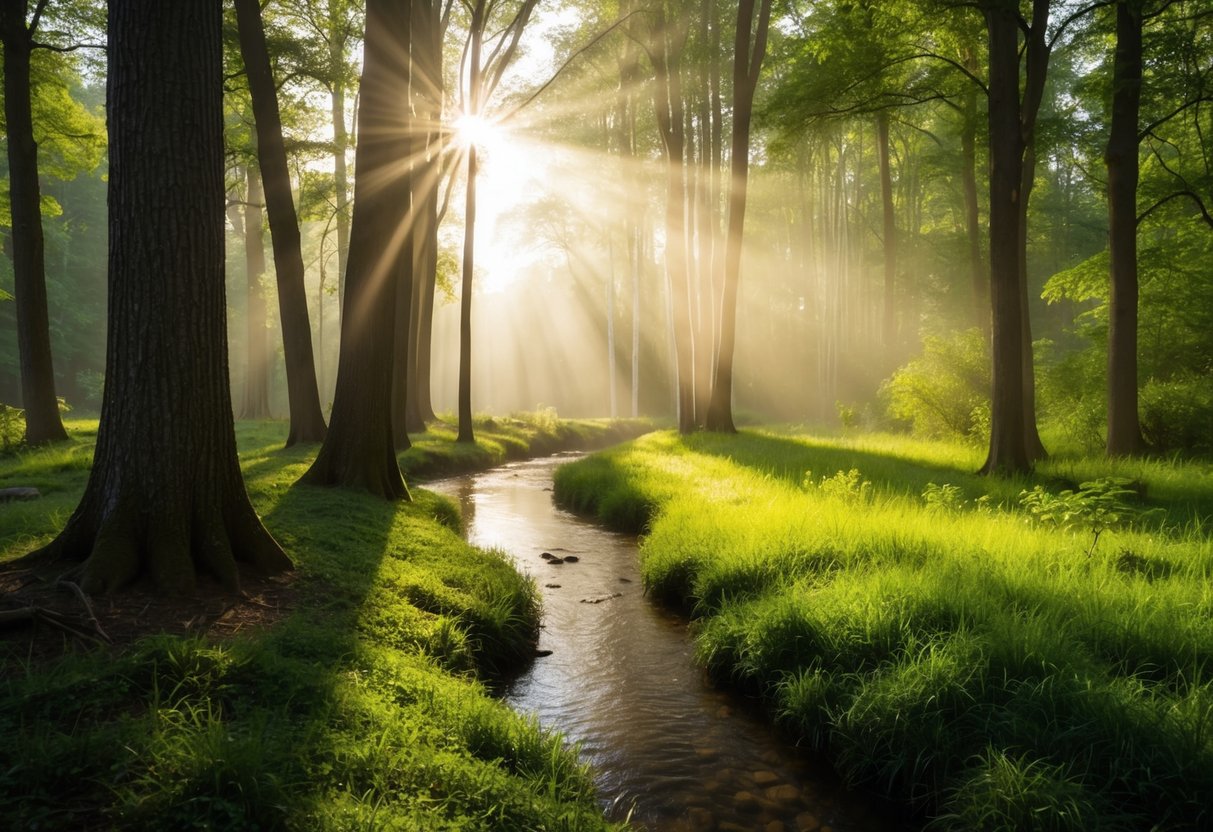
(241, 166, 272, 420)
(705, 0, 771, 432)
(1105, 0, 1146, 456)
(301, 0, 411, 498)
(980, 4, 1030, 475)
(0, 3, 67, 444)
(31, 0, 291, 595)
(876, 110, 897, 350)
(234, 0, 327, 447)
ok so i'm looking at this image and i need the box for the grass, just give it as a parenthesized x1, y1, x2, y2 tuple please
(554, 427, 1213, 832)
(0, 415, 641, 830)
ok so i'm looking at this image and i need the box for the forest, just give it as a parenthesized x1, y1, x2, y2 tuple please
(1, 0, 1211, 830)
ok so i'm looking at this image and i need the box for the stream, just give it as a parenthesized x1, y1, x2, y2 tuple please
(428, 454, 894, 832)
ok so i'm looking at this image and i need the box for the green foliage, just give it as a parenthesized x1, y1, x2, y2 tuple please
(0, 404, 24, 453)
(0, 420, 628, 831)
(555, 429, 1213, 831)
(882, 329, 990, 444)
(1019, 478, 1150, 557)
(1140, 374, 1213, 456)
(804, 467, 873, 503)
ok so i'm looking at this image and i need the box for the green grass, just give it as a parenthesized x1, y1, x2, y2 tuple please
(0, 416, 637, 830)
(554, 428, 1213, 831)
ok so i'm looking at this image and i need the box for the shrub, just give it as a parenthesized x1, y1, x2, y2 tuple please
(882, 329, 989, 443)
(1140, 374, 1213, 456)
(0, 403, 24, 453)
(1018, 478, 1152, 558)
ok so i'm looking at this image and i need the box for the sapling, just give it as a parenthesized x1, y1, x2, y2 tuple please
(1019, 477, 1151, 558)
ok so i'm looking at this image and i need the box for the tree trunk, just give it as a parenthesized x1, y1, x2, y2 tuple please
(410, 0, 443, 427)
(301, 0, 411, 498)
(0, 2, 67, 444)
(961, 49, 986, 331)
(980, 3, 1030, 475)
(651, 12, 695, 434)
(30, 0, 291, 594)
(391, 186, 416, 451)
(241, 166, 272, 419)
(329, 0, 351, 326)
(876, 110, 897, 350)
(1105, 0, 1146, 456)
(234, 0, 327, 446)
(457, 0, 485, 445)
(705, 0, 771, 432)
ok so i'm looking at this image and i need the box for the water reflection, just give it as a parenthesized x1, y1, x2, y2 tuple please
(428, 456, 895, 832)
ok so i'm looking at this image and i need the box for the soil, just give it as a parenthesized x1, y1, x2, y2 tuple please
(0, 561, 298, 669)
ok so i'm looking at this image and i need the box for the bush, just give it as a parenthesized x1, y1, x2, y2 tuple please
(1140, 375, 1213, 456)
(0, 404, 24, 453)
(882, 329, 989, 443)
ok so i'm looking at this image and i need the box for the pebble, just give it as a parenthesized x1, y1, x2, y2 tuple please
(765, 822, 787, 832)
(733, 791, 761, 813)
(685, 807, 714, 830)
(752, 770, 780, 786)
(544, 583, 561, 589)
(766, 784, 801, 803)
(794, 812, 821, 832)
(562, 555, 580, 562)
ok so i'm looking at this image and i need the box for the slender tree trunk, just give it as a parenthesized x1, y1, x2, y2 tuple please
(234, 0, 327, 446)
(876, 110, 897, 350)
(980, 3, 1030, 475)
(391, 182, 415, 451)
(652, 12, 695, 434)
(301, 0, 411, 498)
(457, 0, 485, 444)
(961, 50, 986, 331)
(241, 166, 271, 419)
(1105, 0, 1146, 455)
(705, 0, 771, 432)
(0, 3, 67, 444)
(329, 0, 350, 324)
(31, 0, 291, 594)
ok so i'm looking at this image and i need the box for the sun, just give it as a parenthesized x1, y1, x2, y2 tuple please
(453, 112, 504, 152)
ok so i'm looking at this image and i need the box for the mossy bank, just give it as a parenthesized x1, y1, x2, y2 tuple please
(555, 428, 1213, 832)
(0, 416, 642, 830)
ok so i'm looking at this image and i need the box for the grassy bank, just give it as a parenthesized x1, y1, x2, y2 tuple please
(0, 417, 638, 830)
(554, 429, 1213, 831)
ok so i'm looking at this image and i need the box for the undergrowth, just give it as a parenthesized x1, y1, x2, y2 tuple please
(554, 428, 1213, 831)
(0, 418, 632, 830)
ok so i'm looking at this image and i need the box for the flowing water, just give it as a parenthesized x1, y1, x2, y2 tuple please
(429, 454, 896, 832)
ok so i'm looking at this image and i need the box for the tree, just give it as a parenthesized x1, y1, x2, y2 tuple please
(31, 0, 291, 594)
(0, 0, 67, 444)
(301, 0, 411, 498)
(1104, 0, 1147, 456)
(704, 0, 772, 432)
(238, 164, 271, 419)
(234, 0, 327, 446)
(455, 0, 538, 444)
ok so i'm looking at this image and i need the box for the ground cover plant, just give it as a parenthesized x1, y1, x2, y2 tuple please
(0, 417, 636, 830)
(555, 429, 1213, 831)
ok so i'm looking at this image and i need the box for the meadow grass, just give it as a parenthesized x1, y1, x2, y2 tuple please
(0, 417, 636, 830)
(554, 428, 1213, 831)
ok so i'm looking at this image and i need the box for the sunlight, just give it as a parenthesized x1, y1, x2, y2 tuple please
(453, 112, 504, 152)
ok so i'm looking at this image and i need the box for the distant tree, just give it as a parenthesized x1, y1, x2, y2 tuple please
(301, 0, 411, 497)
(0, 0, 68, 443)
(32, 0, 291, 593)
(704, 0, 772, 432)
(234, 0, 327, 446)
(239, 164, 271, 420)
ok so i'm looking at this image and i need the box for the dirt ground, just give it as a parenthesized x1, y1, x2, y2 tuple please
(0, 561, 297, 668)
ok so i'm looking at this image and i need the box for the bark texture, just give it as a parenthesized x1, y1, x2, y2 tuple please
(457, 0, 485, 444)
(876, 110, 897, 350)
(32, 0, 291, 594)
(241, 166, 272, 420)
(301, 0, 410, 498)
(1105, 0, 1146, 456)
(705, 0, 771, 433)
(980, 3, 1030, 474)
(0, 0, 67, 444)
(235, 0, 327, 446)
